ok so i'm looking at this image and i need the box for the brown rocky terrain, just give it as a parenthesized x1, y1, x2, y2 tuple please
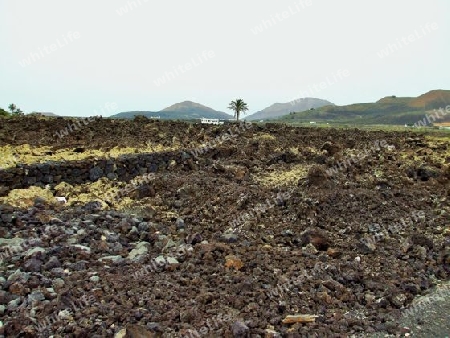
(0, 116, 449, 337)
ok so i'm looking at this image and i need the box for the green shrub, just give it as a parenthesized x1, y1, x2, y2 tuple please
(0, 108, 10, 117)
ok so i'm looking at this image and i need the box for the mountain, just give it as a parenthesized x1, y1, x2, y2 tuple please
(409, 90, 450, 109)
(28, 112, 59, 117)
(110, 101, 232, 120)
(245, 97, 333, 121)
(161, 101, 232, 119)
(109, 110, 161, 119)
(276, 90, 450, 125)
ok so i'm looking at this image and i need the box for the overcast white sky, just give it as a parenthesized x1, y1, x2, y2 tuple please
(1, 0, 448, 116)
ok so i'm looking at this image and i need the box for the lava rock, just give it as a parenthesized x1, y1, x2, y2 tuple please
(176, 218, 185, 230)
(231, 321, 249, 337)
(128, 242, 150, 260)
(89, 166, 104, 181)
(23, 258, 42, 272)
(416, 166, 440, 181)
(43, 256, 62, 270)
(300, 229, 330, 251)
(221, 233, 239, 243)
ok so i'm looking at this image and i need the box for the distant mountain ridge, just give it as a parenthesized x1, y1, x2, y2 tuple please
(276, 90, 450, 125)
(161, 101, 231, 119)
(109, 90, 450, 124)
(29, 112, 59, 117)
(245, 97, 333, 120)
(110, 101, 232, 120)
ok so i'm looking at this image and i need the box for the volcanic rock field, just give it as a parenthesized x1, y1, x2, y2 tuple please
(0, 116, 449, 337)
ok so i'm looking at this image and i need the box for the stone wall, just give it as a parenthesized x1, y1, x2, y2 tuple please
(0, 150, 197, 196)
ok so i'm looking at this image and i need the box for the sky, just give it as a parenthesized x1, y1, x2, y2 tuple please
(0, 0, 449, 117)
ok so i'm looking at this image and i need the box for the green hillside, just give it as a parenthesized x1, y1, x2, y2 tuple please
(276, 90, 450, 126)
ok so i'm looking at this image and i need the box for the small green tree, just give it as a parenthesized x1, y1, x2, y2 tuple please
(8, 104, 17, 113)
(0, 107, 9, 117)
(228, 99, 249, 121)
(8, 104, 23, 115)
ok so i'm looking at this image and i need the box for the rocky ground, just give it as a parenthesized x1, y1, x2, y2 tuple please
(0, 116, 449, 337)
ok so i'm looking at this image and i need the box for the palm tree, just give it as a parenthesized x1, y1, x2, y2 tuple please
(228, 99, 249, 121)
(8, 104, 23, 115)
(8, 104, 17, 114)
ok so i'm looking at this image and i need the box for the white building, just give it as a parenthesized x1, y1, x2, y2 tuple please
(200, 118, 223, 125)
